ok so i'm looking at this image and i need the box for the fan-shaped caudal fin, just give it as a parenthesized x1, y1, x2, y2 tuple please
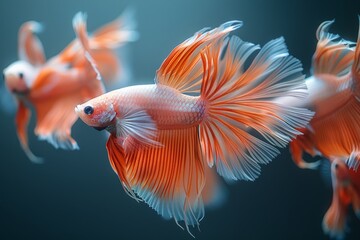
(313, 20, 355, 77)
(106, 127, 205, 235)
(155, 21, 242, 94)
(199, 35, 314, 181)
(18, 21, 46, 66)
(15, 101, 43, 163)
(91, 8, 138, 49)
(289, 128, 321, 169)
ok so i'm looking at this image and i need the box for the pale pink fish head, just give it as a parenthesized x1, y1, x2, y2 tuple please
(75, 95, 116, 130)
(3, 60, 37, 95)
(331, 159, 351, 186)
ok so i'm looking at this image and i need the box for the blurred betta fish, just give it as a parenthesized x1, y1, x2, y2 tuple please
(322, 158, 360, 239)
(3, 10, 138, 162)
(75, 20, 314, 234)
(286, 18, 360, 170)
(280, 17, 360, 238)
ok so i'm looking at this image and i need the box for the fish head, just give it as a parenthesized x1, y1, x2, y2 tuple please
(331, 159, 351, 186)
(3, 60, 37, 95)
(75, 95, 116, 130)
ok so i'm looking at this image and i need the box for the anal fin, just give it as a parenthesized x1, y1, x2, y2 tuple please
(107, 126, 206, 232)
(15, 100, 43, 163)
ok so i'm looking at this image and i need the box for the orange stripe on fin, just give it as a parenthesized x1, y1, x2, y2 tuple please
(127, 127, 205, 232)
(313, 20, 355, 77)
(309, 96, 360, 160)
(15, 101, 42, 163)
(106, 135, 139, 201)
(155, 21, 242, 94)
(108, 127, 206, 233)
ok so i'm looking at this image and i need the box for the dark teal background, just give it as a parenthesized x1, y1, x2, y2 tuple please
(1, 0, 360, 239)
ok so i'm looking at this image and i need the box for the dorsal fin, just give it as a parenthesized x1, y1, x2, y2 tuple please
(312, 20, 355, 77)
(155, 21, 242, 94)
(18, 21, 46, 66)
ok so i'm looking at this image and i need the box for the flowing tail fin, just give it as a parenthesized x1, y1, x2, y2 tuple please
(199, 36, 314, 181)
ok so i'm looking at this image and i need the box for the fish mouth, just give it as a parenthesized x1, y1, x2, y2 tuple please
(92, 126, 107, 131)
(11, 88, 29, 96)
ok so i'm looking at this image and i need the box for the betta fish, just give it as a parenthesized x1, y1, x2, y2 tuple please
(75, 20, 313, 234)
(282, 17, 360, 238)
(287, 18, 360, 170)
(322, 157, 360, 239)
(3, 10, 138, 162)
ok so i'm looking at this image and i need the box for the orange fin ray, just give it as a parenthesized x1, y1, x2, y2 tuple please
(155, 21, 242, 94)
(308, 97, 360, 159)
(15, 101, 43, 163)
(18, 21, 46, 66)
(106, 135, 140, 201)
(313, 20, 355, 77)
(200, 36, 313, 181)
(108, 127, 206, 232)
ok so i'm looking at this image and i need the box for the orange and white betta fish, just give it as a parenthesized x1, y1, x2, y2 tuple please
(3, 10, 138, 163)
(287, 18, 360, 170)
(322, 158, 360, 239)
(75, 20, 313, 233)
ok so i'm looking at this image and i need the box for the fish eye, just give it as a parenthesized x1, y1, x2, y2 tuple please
(18, 72, 24, 79)
(84, 106, 94, 115)
(334, 163, 339, 169)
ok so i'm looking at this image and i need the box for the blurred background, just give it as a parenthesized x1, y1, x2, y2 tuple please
(1, 0, 360, 239)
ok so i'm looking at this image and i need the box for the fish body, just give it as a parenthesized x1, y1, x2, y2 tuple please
(76, 20, 313, 233)
(78, 84, 205, 130)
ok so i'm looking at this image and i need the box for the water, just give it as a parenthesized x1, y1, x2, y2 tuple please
(0, 0, 359, 239)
